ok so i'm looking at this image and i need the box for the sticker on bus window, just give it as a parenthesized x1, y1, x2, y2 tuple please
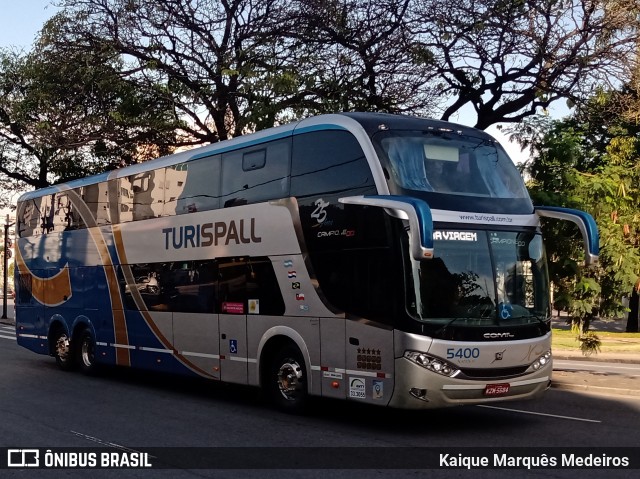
(248, 299, 259, 314)
(222, 302, 245, 314)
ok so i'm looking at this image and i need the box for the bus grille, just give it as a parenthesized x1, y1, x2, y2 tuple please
(458, 366, 529, 380)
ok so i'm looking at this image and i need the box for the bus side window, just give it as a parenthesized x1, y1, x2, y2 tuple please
(120, 169, 165, 222)
(166, 156, 221, 215)
(214, 257, 285, 316)
(217, 258, 249, 314)
(81, 183, 111, 226)
(51, 193, 81, 231)
(221, 139, 291, 208)
(17, 199, 43, 238)
(246, 258, 285, 316)
(291, 130, 375, 199)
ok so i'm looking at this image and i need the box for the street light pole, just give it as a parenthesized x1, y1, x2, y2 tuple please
(2, 214, 15, 320)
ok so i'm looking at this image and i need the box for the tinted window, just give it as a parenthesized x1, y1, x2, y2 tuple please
(17, 196, 48, 237)
(291, 130, 375, 198)
(312, 248, 396, 324)
(165, 156, 221, 215)
(79, 183, 111, 227)
(120, 257, 284, 316)
(50, 193, 80, 231)
(121, 260, 217, 313)
(216, 257, 285, 316)
(218, 258, 249, 313)
(119, 169, 165, 222)
(221, 139, 290, 207)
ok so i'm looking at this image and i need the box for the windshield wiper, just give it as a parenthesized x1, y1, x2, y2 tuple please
(508, 313, 549, 328)
(434, 305, 495, 336)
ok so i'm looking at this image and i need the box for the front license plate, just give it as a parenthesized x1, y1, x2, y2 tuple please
(484, 383, 510, 396)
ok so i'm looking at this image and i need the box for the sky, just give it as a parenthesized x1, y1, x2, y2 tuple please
(0, 0, 566, 166)
(0, 0, 57, 50)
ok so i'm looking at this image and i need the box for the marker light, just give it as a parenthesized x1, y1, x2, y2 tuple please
(404, 351, 460, 377)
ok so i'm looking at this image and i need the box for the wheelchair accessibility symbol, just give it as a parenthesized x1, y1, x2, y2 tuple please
(229, 339, 238, 354)
(499, 303, 513, 320)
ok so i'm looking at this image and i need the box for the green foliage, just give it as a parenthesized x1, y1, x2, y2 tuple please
(523, 85, 640, 326)
(570, 321, 602, 356)
(0, 39, 181, 194)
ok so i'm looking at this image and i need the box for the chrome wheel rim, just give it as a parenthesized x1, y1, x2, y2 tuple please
(276, 359, 303, 401)
(55, 334, 70, 363)
(81, 337, 94, 368)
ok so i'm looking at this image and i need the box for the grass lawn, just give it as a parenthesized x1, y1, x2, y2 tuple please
(552, 328, 640, 353)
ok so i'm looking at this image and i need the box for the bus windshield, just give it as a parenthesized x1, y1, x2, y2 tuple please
(375, 130, 529, 198)
(406, 230, 550, 327)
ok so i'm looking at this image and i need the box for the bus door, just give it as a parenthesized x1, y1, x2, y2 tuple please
(218, 258, 250, 384)
(345, 321, 394, 406)
(173, 311, 221, 380)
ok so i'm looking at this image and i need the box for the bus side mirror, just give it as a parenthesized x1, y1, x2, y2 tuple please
(338, 195, 434, 261)
(535, 206, 600, 267)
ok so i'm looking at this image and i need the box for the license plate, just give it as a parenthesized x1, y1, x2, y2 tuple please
(484, 383, 510, 396)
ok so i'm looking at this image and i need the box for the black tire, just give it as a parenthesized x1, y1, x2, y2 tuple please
(52, 328, 75, 371)
(266, 344, 308, 413)
(76, 329, 98, 375)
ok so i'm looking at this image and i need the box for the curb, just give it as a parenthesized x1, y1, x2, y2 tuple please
(551, 381, 640, 397)
(553, 354, 640, 364)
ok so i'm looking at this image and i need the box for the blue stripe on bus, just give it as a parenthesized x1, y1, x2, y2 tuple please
(364, 195, 434, 250)
(535, 206, 600, 256)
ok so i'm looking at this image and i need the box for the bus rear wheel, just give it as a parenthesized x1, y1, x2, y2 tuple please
(267, 345, 308, 413)
(52, 329, 75, 371)
(76, 329, 98, 374)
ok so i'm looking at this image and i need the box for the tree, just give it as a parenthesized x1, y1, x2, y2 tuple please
(49, 0, 305, 143)
(1, 0, 637, 199)
(520, 87, 640, 331)
(411, 0, 640, 129)
(45, 0, 640, 148)
(284, 0, 438, 116)
(0, 41, 181, 197)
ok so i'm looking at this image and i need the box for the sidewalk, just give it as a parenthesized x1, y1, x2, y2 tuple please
(3, 308, 639, 398)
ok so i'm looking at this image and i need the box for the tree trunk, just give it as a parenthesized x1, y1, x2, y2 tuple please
(627, 288, 639, 333)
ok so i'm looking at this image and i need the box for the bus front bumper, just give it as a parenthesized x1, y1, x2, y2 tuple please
(388, 357, 552, 409)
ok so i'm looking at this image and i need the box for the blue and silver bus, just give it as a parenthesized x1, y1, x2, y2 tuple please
(14, 112, 598, 410)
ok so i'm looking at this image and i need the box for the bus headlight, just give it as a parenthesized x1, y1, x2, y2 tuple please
(404, 351, 460, 377)
(530, 350, 552, 371)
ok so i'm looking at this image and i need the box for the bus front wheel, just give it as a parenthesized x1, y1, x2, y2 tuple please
(267, 345, 308, 413)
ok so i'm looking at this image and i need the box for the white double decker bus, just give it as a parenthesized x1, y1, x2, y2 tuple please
(15, 112, 598, 410)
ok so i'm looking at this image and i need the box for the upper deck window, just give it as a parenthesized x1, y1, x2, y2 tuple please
(374, 130, 528, 199)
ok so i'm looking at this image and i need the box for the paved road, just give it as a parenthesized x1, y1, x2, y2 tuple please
(555, 359, 640, 377)
(0, 328, 639, 478)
